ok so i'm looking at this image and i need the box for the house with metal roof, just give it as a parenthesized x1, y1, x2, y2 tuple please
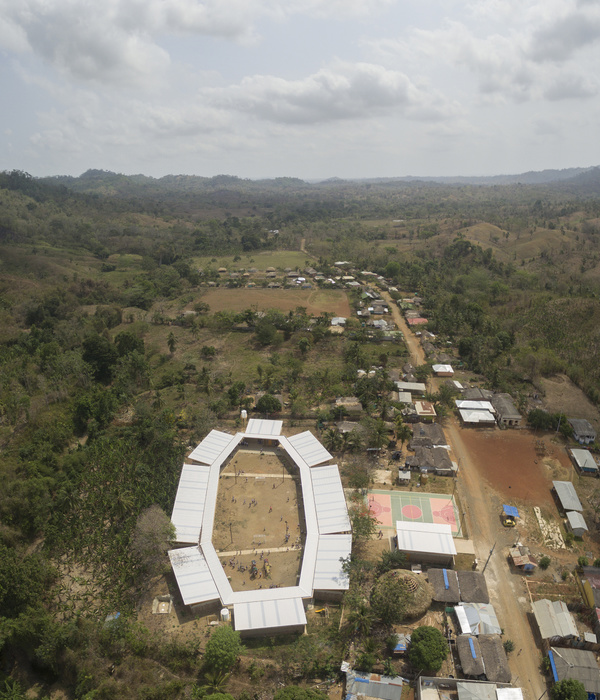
(553, 481, 583, 512)
(455, 603, 501, 636)
(490, 394, 522, 428)
(566, 511, 589, 537)
(168, 421, 351, 635)
(409, 423, 448, 448)
(396, 381, 427, 394)
(532, 599, 578, 648)
(432, 364, 454, 377)
(548, 647, 600, 694)
(568, 418, 597, 445)
(569, 448, 599, 475)
(417, 678, 518, 700)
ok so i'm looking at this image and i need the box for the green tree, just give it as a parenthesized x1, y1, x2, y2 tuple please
(130, 505, 175, 580)
(203, 626, 243, 674)
(167, 331, 176, 354)
(322, 427, 343, 453)
(551, 679, 587, 700)
(350, 504, 378, 544)
(114, 330, 144, 357)
(408, 626, 448, 672)
(255, 394, 282, 414)
(298, 337, 311, 356)
(82, 333, 119, 383)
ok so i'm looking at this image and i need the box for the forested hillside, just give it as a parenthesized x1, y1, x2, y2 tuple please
(1, 167, 600, 698)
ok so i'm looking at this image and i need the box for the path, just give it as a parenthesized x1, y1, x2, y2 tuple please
(381, 291, 426, 367)
(392, 294, 547, 698)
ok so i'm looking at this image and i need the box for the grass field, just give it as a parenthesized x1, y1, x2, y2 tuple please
(198, 287, 352, 316)
(194, 250, 310, 271)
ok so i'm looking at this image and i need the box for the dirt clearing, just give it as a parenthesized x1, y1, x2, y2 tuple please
(457, 427, 572, 506)
(538, 374, 600, 430)
(199, 288, 351, 316)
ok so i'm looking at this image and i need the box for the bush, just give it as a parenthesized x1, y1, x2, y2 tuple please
(539, 556, 551, 570)
(503, 639, 515, 653)
(203, 627, 243, 674)
(355, 652, 376, 672)
(577, 556, 589, 568)
(408, 626, 448, 673)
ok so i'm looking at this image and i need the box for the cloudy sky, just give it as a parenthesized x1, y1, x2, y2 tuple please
(1, 0, 599, 179)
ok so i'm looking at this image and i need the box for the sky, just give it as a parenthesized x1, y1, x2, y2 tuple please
(1, 0, 600, 180)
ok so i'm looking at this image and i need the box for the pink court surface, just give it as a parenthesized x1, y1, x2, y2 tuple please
(366, 490, 460, 535)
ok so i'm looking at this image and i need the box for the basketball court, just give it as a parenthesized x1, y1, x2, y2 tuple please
(367, 489, 462, 536)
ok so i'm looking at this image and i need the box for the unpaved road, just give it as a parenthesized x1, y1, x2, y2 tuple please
(394, 293, 547, 698)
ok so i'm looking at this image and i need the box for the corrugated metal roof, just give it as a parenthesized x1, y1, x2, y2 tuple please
(188, 430, 235, 464)
(456, 400, 495, 412)
(167, 547, 220, 606)
(496, 689, 523, 700)
(233, 597, 306, 631)
(288, 431, 333, 467)
(553, 481, 583, 512)
(567, 511, 588, 532)
(313, 534, 351, 591)
(549, 647, 600, 693)
(311, 465, 352, 535)
(570, 449, 598, 472)
(457, 682, 497, 700)
(459, 409, 496, 424)
(533, 598, 578, 640)
(396, 521, 457, 556)
(457, 603, 501, 635)
(245, 418, 283, 436)
(171, 464, 211, 543)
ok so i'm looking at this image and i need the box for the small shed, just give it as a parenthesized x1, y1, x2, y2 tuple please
(567, 418, 597, 445)
(569, 448, 599, 475)
(566, 511, 589, 537)
(398, 469, 411, 484)
(553, 481, 583, 513)
(509, 545, 537, 573)
(392, 633, 411, 656)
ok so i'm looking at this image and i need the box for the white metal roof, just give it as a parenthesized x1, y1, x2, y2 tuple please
(532, 598, 578, 639)
(567, 511, 589, 532)
(455, 605, 471, 634)
(496, 689, 523, 700)
(459, 409, 496, 424)
(396, 521, 457, 556)
(570, 449, 598, 472)
(553, 481, 583, 512)
(245, 418, 283, 436)
(395, 381, 427, 392)
(171, 464, 211, 543)
(432, 364, 454, 374)
(457, 683, 497, 700)
(313, 534, 352, 591)
(233, 597, 307, 632)
(288, 431, 333, 467)
(188, 430, 235, 464)
(456, 400, 495, 412)
(167, 547, 220, 606)
(311, 465, 352, 535)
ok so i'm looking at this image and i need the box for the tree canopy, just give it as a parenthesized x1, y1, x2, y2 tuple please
(274, 687, 328, 700)
(551, 679, 587, 700)
(408, 626, 448, 672)
(203, 626, 244, 674)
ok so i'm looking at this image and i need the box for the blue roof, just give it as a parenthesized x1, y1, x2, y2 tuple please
(503, 505, 519, 518)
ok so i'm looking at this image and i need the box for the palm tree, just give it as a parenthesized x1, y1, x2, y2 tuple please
(323, 427, 343, 453)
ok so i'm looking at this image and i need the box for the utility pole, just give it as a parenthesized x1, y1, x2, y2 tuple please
(482, 542, 496, 574)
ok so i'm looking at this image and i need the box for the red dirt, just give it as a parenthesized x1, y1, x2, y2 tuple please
(457, 428, 572, 506)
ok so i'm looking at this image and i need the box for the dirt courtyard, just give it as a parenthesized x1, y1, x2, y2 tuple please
(457, 427, 573, 506)
(212, 448, 306, 590)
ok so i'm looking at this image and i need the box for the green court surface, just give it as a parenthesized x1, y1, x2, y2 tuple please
(366, 489, 462, 536)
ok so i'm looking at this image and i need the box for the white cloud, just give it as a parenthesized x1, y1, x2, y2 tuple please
(205, 62, 454, 124)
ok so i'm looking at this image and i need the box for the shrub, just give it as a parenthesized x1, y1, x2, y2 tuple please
(539, 556, 551, 570)
(503, 640, 515, 653)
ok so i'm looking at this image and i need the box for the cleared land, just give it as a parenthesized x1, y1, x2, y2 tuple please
(212, 448, 306, 590)
(538, 373, 600, 429)
(457, 427, 571, 506)
(199, 287, 351, 316)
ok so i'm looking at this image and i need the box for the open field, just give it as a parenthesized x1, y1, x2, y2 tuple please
(457, 427, 571, 506)
(212, 448, 305, 589)
(194, 250, 309, 270)
(198, 287, 352, 316)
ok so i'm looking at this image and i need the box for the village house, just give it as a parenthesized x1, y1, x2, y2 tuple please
(568, 418, 597, 445)
(491, 393, 522, 427)
(569, 448, 599, 476)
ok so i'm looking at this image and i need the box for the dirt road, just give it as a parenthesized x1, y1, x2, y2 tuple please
(394, 296, 547, 697)
(381, 292, 426, 366)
